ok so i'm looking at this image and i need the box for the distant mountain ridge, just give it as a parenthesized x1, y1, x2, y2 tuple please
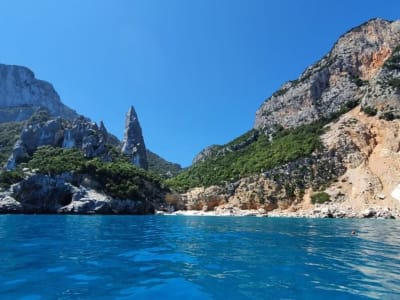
(0, 64, 79, 122)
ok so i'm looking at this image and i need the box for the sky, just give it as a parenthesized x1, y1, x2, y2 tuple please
(0, 0, 399, 167)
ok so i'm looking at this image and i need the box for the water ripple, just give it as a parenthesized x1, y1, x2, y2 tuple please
(0, 215, 399, 299)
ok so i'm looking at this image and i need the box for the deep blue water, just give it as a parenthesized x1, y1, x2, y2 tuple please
(0, 216, 399, 299)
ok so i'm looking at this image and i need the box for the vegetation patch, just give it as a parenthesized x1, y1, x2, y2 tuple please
(380, 111, 397, 121)
(384, 45, 400, 70)
(0, 170, 24, 189)
(361, 106, 377, 116)
(311, 192, 330, 204)
(388, 77, 400, 89)
(353, 76, 368, 87)
(147, 150, 182, 178)
(0, 122, 25, 165)
(166, 99, 360, 193)
(11, 146, 164, 200)
(166, 121, 326, 193)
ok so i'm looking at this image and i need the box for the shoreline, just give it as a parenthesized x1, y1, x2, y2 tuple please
(156, 205, 399, 219)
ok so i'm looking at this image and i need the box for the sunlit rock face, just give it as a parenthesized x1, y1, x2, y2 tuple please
(5, 112, 110, 170)
(121, 106, 148, 170)
(254, 19, 400, 136)
(0, 64, 79, 122)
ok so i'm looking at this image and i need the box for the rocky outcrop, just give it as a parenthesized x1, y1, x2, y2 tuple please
(192, 145, 220, 165)
(121, 106, 148, 169)
(180, 107, 400, 218)
(0, 64, 79, 122)
(361, 45, 400, 118)
(0, 171, 165, 214)
(5, 110, 112, 169)
(192, 131, 259, 164)
(175, 18, 400, 218)
(254, 19, 400, 137)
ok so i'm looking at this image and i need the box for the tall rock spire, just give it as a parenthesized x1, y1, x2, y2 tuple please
(121, 106, 148, 170)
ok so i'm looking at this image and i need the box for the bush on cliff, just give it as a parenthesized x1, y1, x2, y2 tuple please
(166, 121, 325, 193)
(16, 146, 164, 200)
(0, 122, 25, 165)
(0, 170, 24, 189)
(311, 192, 330, 204)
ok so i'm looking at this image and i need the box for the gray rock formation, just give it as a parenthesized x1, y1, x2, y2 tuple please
(361, 44, 400, 118)
(192, 145, 220, 165)
(254, 18, 400, 136)
(121, 106, 148, 169)
(5, 110, 111, 169)
(192, 130, 259, 164)
(0, 64, 79, 122)
(0, 172, 163, 214)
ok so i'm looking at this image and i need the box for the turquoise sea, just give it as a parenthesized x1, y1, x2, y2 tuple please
(0, 215, 399, 299)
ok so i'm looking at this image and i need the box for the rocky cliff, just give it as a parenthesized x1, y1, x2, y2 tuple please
(0, 64, 79, 122)
(180, 108, 400, 218)
(172, 18, 400, 218)
(0, 64, 177, 214)
(254, 18, 400, 136)
(5, 110, 114, 170)
(0, 170, 167, 214)
(121, 106, 148, 169)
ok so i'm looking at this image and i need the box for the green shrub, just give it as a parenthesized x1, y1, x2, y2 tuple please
(353, 76, 368, 87)
(362, 106, 377, 116)
(147, 150, 182, 177)
(0, 170, 24, 189)
(27, 109, 51, 125)
(325, 100, 360, 121)
(0, 122, 25, 165)
(166, 99, 363, 193)
(388, 78, 400, 88)
(384, 46, 400, 70)
(311, 192, 330, 204)
(24, 146, 163, 200)
(166, 121, 325, 192)
(82, 158, 160, 199)
(381, 112, 396, 121)
(25, 146, 86, 175)
(273, 87, 289, 97)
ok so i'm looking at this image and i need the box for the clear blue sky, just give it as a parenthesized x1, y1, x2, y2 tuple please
(0, 0, 399, 166)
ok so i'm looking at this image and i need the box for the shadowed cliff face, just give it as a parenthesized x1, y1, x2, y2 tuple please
(0, 64, 79, 122)
(254, 19, 400, 136)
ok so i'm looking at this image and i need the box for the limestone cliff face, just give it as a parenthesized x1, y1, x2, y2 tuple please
(121, 106, 148, 169)
(5, 110, 112, 170)
(318, 108, 400, 216)
(179, 18, 400, 218)
(0, 171, 167, 214)
(254, 19, 400, 136)
(361, 44, 400, 118)
(0, 64, 79, 122)
(181, 108, 400, 218)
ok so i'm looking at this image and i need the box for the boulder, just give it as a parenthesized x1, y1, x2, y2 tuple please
(0, 194, 23, 213)
(362, 208, 377, 218)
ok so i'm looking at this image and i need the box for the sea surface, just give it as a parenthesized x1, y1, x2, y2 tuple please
(0, 215, 399, 299)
